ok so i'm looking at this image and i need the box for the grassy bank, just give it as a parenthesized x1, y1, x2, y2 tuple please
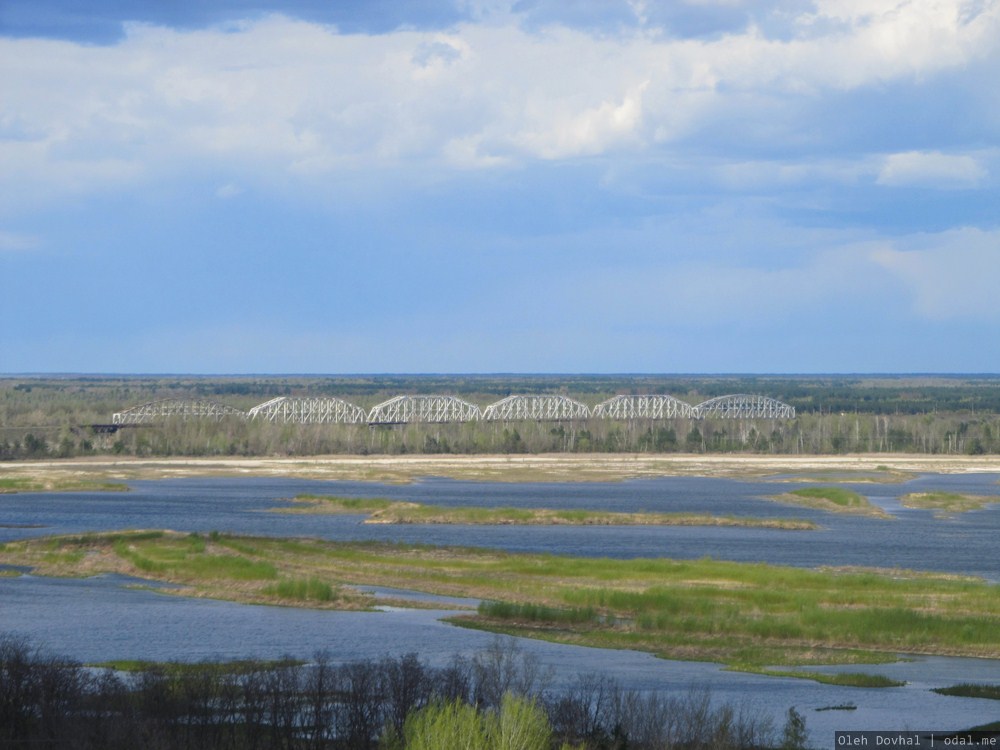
(0, 530, 370, 609)
(775, 467, 914, 484)
(0, 476, 128, 494)
(279, 495, 818, 530)
(728, 666, 905, 688)
(901, 492, 1000, 516)
(3, 531, 1000, 673)
(932, 684, 1000, 700)
(89, 657, 306, 674)
(773, 487, 892, 517)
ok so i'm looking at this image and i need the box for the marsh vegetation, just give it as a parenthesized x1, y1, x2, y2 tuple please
(4, 531, 999, 675)
(900, 492, 1000, 516)
(932, 684, 1000, 701)
(0, 476, 128, 493)
(773, 487, 892, 518)
(279, 495, 818, 530)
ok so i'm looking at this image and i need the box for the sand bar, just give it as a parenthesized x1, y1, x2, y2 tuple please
(2, 453, 1000, 487)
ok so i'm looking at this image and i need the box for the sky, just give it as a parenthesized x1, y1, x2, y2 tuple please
(1, 0, 998, 374)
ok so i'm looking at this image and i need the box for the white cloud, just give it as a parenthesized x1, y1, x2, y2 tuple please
(870, 227, 1000, 320)
(714, 149, 996, 192)
(511, 80, 649, 159)
(442, 135, 511, 168)
(215, 183, 245, 199)
(716, 157, 871, 190)
(1, 2, 998, 206)
(877, 150, 989, 188)
(726, 0, 1000, 92)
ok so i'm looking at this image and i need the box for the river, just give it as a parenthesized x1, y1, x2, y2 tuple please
(2, 473, 999, 745)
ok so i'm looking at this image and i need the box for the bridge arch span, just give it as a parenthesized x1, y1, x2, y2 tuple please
(482, 395, 590, 421)
(112, 399, 246, 425)
(694, 394, 795, 419)
(592, 395, 696, 420)
(247, 397, 367, 424)
(367, 395, 481, 424)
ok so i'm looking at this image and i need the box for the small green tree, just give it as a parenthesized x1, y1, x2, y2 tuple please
(402, 699, 487, 750)
(492, 693, 551, 750)
(57, 436, 75, 458)
(781, 706, 809, 749)
(685, 427, 703, 452)
(398, 693, 552, 750)
(22, 433, 48, 457)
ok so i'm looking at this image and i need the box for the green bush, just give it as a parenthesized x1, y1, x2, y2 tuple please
(264, 577, 335, 602)
(400, 693, 551, 750)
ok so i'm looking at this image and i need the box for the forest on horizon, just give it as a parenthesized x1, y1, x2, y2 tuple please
(3, 374, 1000, 459)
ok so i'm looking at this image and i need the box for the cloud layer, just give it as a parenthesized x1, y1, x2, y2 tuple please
(2, 0, 998, 372)
(4, 3, 998, 195)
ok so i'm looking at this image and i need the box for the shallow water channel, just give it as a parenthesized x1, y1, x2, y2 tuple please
(2, 473, 1000, 745)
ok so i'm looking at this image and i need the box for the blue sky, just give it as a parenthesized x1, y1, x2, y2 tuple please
(2, 0, 998, 373)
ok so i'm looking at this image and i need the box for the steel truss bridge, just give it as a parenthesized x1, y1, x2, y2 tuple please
(592, 395, 696, 420)
(483, 395, 590, 421)
(113, 393, 794, 426)
(694, 394, 796, 419)
(367, 395, 482, 424)
(112, 399, 247, 425)
(247, 397, 367, 424)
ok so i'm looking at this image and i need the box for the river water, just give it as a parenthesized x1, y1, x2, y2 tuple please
(2, 473, 999, 745)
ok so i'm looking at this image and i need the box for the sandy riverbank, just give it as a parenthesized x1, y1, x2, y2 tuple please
(3, 453, 1000, 487)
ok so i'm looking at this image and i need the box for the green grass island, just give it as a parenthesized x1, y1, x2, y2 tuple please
(900, 492, 1000, 517)
(3, 530, 999, 688)
(275, 495, 819, 530)
(771, 487, 893, 518)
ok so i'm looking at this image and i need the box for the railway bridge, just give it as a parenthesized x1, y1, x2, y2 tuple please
(111, 393, 795, 425)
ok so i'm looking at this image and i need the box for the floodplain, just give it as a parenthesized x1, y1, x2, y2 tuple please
(3, 528, 1000, 683)
(4, 445, 1000, 739)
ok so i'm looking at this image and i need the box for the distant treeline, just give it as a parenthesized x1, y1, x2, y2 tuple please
(6, 374, 1000, 414)
(3, 375, 1000, 457)
(1, 633, 801, 750)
